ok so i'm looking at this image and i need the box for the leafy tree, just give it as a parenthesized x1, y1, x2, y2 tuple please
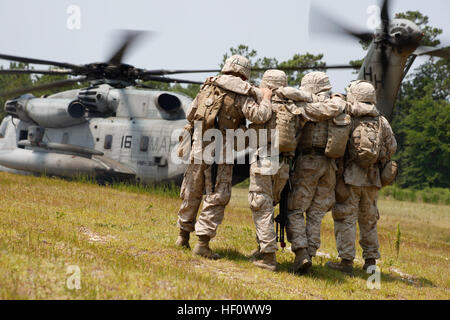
(0, 63, 33, 120)
(222, 44, 325, 86)
(391, 11, 448, 188)
(140, 80, 200, 99)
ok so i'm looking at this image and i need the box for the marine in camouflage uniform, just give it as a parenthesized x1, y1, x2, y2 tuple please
(248, 70, 312, 271)
(285, 72, 347, 274)
(326, 81, 397, 275)
(175, 55, 273, 259)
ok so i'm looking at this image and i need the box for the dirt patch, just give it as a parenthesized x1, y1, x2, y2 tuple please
(78, 226, 117, 244)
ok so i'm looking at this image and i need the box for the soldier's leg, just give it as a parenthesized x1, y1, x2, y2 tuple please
(306, 157, 337, 257)
(248, 162, 278, 254)
(177, 163, 206, 233)
(331, 186, 361, 261)
(287, 155, 323, 273)
(325, 187, 360, 275)
(286, 155, 320, 252)
(358, 186, 381, 268)
(195, 163, 233, 238)
(176, 163, 206, 248)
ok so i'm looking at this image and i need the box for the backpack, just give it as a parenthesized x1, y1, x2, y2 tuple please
(325, 113, 351, 159)
(349, 116, 382, 168)
(192, 78, 243, 133)
(275, 102, 298, 153)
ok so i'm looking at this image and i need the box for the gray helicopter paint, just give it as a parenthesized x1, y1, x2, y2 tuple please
(357, 19, 423, 119)
(0, 88, 189, 184)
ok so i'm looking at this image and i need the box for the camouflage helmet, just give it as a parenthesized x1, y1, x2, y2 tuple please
(222, 55, 251, 80)
(300, 71, 332, 94)
(260, 69, 287, 89)
(346, 80, 377, 104)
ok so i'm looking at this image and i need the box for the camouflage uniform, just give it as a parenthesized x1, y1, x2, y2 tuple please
(331, 80, 397, 263)
(176, 55, 272, 257)
(285, 72, 347, 260)
(248, 70, 310, 257)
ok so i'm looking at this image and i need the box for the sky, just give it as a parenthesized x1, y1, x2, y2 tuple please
(0, 0, 448, 92)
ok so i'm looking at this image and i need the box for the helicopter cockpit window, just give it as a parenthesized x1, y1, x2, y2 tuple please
(18, 130, 28, 149)
(104, 135, 113, 150)
(140, 136, 149, 152)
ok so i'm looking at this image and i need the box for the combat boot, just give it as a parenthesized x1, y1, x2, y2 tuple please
(292, 248, 312, 274)
(193, 235, 220, 260)
(249, 246, 263, 261)
(253, 253, 277, 271)
(325, 259, 354, 276)
(175, 229, 190, 249)
(363, 258, 376, 271)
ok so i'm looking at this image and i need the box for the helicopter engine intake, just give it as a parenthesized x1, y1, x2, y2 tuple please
(5, 96, 86, 128)
(156, 93, 182, 114)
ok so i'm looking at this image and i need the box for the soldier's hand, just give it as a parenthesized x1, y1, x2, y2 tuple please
(332, 93, 346, 100)
(261, 88, 273, 100)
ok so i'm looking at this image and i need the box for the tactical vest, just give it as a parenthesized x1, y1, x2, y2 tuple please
(250, 94, 299, 154)
(299, 120, 329, 150)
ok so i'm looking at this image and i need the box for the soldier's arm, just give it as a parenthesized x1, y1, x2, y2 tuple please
(301, 95, 346, 122)
(276, 87, 312, 102)
(240, 94, 272, 124)
(186, 96, 199, 123)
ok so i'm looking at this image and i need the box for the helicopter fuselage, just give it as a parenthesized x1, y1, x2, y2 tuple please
(0, 85, 191, 184)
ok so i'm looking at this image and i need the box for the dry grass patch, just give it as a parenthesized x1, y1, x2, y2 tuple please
(0, 172, 449, 299)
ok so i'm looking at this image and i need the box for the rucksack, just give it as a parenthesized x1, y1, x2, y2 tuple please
(325, 113, 351, 159)
(349, 116, 382, 168)
(192, 78, 243, 133)
(275, 102, 299, 153)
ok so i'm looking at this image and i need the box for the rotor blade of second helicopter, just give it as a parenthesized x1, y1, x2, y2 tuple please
(380, 0, 391, 35)
(0, 76, 89, 97)
(309, 5, 373, 43)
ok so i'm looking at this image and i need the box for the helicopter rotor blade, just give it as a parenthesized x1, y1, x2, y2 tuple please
(0, 69, 74, 76)
(108, 30, 151, 65)
(253, 65, 361, 72)
(308, 5, 373, 42)
(412, 45, 450, 59)
(143, 64, 360, 76)
(0, 76, 89, 97)
(143, 69, 221, 76)
(380, 0, 391, 36)
(142, 75, 203, 85)
(0, 53, 82, 70)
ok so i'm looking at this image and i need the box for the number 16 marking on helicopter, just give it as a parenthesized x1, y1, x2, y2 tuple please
(121, 136, 132, 149)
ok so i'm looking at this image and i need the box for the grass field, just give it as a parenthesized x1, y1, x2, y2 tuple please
(0, 172, 449, 300)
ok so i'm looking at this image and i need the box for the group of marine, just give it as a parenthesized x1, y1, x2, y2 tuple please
(174, 54, 397, 276)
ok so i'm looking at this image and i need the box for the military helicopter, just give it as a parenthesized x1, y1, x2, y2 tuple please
(0, 0, 447, 185)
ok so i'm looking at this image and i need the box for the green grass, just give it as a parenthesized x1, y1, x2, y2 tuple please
(380, 186, 450, 205)
(0, 172, 449, 300)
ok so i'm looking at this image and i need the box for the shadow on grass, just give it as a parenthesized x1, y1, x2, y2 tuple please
(207, 248, 435, 288)
(352, 268, 435, 287)
(215, 248, 253, 262)
(277, 261, 349, 284)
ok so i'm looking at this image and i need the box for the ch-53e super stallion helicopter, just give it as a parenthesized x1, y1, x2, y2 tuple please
(0, 0, 448, 185)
